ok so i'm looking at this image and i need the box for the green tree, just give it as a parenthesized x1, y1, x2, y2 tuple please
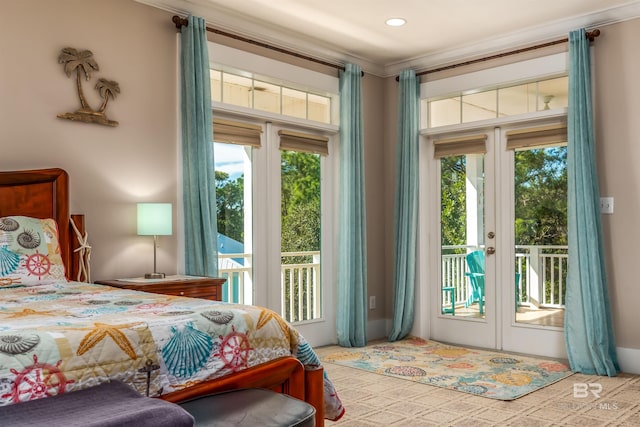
(281, 202, 320, 253)
(440, 155, 467, 250)
(280, 151, 320, 253)
(215, 170, 244, 242)
(514, 147, 567, 246)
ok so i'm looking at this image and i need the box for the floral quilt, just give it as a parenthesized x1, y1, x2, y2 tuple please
(0, 281, 343, 420)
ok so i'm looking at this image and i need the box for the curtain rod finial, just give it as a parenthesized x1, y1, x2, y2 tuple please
(172, 15, 188, 30)
(586, 28, 601, 42)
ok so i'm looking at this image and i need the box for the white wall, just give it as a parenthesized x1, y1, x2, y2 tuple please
(1, 0, 179, 281)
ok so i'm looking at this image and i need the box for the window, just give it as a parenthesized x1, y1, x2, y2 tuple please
(210, 69, 335, 125)
(206, 42, 339, 342)
(213, 121, 331, 325)
(424, 76, 568, 128)
(280, 148, 322, 322)
(213, 119, 261, 305)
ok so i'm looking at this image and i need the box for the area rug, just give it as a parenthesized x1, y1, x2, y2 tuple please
(322, 336, 573, 400)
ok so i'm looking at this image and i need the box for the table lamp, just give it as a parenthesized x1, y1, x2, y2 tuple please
(137, 203, 172, 279)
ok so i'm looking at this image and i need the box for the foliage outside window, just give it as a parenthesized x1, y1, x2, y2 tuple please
(281, 150, 321, 322)
(514, 146, 568, 304)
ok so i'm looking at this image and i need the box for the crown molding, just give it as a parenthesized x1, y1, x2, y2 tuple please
(137, 0, 640, 78)
(135, 0, 385, 76)
(383, 1, 640, 77)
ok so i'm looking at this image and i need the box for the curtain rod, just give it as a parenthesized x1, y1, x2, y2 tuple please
(395, 29, 601, 81)
(172, 15, 363, 76)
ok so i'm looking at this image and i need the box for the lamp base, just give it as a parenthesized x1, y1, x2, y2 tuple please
(144, 272, 166, 279)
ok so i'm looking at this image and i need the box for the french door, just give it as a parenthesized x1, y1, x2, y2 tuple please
(214, 117, 336, 347)
(427, 119, 567, 359)
(260, 123, 336, 347)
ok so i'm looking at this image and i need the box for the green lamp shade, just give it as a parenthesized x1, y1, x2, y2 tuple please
(137, 203, 172, 236)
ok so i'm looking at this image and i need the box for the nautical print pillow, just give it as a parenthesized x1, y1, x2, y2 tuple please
(0, 216, 67, 287)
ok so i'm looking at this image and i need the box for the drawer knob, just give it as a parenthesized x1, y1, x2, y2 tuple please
(180, 291, 185, 296)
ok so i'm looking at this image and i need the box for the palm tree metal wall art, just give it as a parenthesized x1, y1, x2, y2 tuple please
(57, 47, 120, 127)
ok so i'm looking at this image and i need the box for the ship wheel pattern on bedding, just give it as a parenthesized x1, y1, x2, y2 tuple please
(23, 251, 51, 279)
(217, 326, 251, 372)
(2, 354, 74, 403)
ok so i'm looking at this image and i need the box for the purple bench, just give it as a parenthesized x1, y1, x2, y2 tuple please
(0, 381, 194, 427)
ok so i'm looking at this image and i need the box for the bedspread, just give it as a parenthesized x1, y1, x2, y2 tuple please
(0, 281, 343, 420)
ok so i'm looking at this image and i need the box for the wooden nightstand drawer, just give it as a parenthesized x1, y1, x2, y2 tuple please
(94, 276, 226, 301)
(153, 283, 221, 300)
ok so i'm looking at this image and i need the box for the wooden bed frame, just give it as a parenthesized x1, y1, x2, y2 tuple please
(0, 168, 325, 426)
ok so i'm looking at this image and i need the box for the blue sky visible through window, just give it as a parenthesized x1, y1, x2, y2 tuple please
(214, 142, 245, 181)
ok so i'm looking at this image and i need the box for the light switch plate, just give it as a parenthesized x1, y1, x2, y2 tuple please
(600, 197, 614, 214)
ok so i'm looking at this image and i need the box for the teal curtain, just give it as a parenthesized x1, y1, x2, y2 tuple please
(565, 28, 618, 376)
(336, 63, 367, 347)
(389, 70, 420, 342)
(180, 16, 218, 276)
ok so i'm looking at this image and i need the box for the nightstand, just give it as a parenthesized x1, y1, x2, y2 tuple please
(94, 275, 226, 301)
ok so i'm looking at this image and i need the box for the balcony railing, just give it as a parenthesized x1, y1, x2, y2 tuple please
(220, 245, 566, 322)
(441, 245, 568, 310)
(218, 251, 321, 324)
(218, 253, 253, 305)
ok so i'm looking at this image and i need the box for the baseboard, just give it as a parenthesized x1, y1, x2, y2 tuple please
(617, 346, 640, 375)
(366, 318, 388, 341)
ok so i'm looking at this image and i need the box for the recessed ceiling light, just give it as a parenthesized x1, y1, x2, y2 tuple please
(386, 18, 406, 27)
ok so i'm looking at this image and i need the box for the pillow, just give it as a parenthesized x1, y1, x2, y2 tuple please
(0, 216, 67, 287)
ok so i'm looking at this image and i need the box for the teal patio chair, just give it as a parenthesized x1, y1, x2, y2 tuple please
(464, 250, 485, 314)
(464, 250, 522, 314)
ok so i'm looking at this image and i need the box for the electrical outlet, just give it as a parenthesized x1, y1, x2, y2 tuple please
(369, 296, 376, 310)
(600, 197, 614, 214)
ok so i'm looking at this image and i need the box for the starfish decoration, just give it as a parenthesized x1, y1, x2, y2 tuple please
(77, 322, 141, 360)
(4, 308, 59, 318)
(256, 309, 292, 342)
(0, 278, 22, 287)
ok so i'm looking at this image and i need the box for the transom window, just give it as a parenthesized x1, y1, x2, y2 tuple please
(210, 69, 334, 124)
(424, 76, 568, 128)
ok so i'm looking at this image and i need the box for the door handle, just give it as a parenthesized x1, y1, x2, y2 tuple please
(486, 247, 496, 255)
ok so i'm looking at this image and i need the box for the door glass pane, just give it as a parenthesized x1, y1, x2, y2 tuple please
(514, 146, 567, 327)
(214, 142, 254, 305)
(280, 150, 322, 323)
(440, 153, 485, 318)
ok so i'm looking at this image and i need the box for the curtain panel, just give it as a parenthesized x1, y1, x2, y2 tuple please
(564, 28, 618, 376)
(336, 63, 368, 347)
(389, 69, 420, 342)
(180, 15, 219, 277)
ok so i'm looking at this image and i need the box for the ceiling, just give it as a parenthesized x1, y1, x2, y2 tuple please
(139, 0, 640, 76)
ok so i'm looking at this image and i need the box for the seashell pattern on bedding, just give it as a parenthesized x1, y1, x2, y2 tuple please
(162, 322, 214, 379)
(0, 334, 40, 355)
(0, 216, 66, 286)
(0, 281, 344, 421)
(0, 246, 20, 277)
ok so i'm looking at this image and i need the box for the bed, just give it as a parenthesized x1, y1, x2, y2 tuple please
(0, 168, 343, 426)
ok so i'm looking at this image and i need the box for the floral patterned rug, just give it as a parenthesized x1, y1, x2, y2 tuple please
(321, 336, 573, 400)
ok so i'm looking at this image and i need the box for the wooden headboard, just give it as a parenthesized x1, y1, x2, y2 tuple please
(0, 168, 80, 279)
